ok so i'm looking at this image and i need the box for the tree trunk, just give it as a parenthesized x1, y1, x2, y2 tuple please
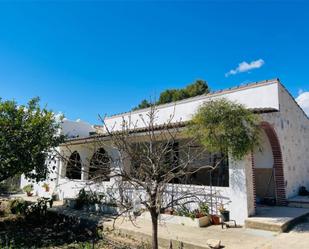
(150, 210, 159, 249)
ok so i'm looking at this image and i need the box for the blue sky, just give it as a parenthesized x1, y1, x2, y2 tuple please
(0, 1, 309, 124)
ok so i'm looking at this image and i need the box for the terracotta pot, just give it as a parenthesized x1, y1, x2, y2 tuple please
(198, 215, 211, 227)
(45, 187, 50, 192)
(164, 208, 174, 215)
(211, 214, 220, 225)
(26, 192, 33, 197)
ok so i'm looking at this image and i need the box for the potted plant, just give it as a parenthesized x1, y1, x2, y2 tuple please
(172, 204, 211, 227)
(23, 184, 33, 196)
(42, 183, 50, 192)
(197, 203, 211, 227)
(219, 204, 230, 222)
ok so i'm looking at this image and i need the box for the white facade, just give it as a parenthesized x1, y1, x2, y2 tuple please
(22, 79, 309, 225)
(104, 80, 280, 132)
(20, 119, 95, 196)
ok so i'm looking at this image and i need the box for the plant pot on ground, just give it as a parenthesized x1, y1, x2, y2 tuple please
(42, 183, 50, 192)
(211, 214, 221, 225)
(22, 184, 33, 197)
(220, 210, 230, 222)
(197, 215, 211, 227)
(219, 204, 230, 222)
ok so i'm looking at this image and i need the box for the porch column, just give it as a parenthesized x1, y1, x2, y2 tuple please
(228, 154, 253, 224)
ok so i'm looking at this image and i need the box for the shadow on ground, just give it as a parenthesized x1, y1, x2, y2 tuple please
(0, 212, 99, 248)
(289, 214, 309, 233)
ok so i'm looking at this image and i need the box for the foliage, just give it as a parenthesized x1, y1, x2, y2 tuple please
(42, 182, 49, 191)
(9, 198, 28, 214)
(133, 79, 209, 110)
(0, 97, 64, 182)
(100, 105, 219, 249)
(187, 99, 261, 160)
(76, 188, 89, 209)
(174, 205, 196, 219)
(75, 188, 105, 209)
(0, 211, 102, 248)
(88, 192, 104, 205)
(8, 197, 53, 216)
(218, 203, 227, 212)
(199, 202, 209, 216)
(132, 99, 152, 111)
(22, 184, 33, 194)
(26, 197, 53, 217)
(174, 203, 209, 220)
(0, 176, 21, 193)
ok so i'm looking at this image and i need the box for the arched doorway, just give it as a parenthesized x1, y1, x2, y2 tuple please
(66, 151, 82, 180)
(252, 122, 286, 206)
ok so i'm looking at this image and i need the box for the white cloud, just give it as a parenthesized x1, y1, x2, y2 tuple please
(225, 59, 265, 77)
(296, 91, 309, 116)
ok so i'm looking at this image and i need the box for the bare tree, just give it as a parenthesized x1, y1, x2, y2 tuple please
(57, 99, 260, 249)
(93, 106, 223, 249)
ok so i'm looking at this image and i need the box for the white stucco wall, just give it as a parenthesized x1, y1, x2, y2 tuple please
(50, 81, 281, 224)
(57, 142, 119, 200)
(20, 119, 95, 196)
(260, 84, 309, 198)
(104, 81, 280, 132)
(55, 139, 250, 224)
(20, 149, 60, 197)
(21, 79, 309, 225)
(254, 130, 274, 169)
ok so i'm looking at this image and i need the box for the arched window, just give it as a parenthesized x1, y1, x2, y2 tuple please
(66, 151, 82, 179)
(89, 148, 111, 181)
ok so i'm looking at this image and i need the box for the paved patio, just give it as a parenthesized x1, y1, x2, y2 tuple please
(245, 206, 309, 232)
(105, 216, 280, 249)
(52, 206, 279, 249)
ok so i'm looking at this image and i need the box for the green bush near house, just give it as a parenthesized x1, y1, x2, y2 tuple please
(22, 184, 33, 194)
(0, 176, 21, 194)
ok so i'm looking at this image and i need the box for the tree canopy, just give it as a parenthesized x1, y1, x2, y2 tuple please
(0, 97, 64, 182)
(187, 99, 261, 160)
(133, 79, 209, 110)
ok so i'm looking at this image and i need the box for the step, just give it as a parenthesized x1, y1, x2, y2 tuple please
(245, 206, 309, 232)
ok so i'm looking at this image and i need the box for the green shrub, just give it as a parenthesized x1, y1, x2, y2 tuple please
(75, 188, 89, 209)
(9, 198, 28, 214)
(0, 176, 21, 193)
(26, 197, 53, 216)
(22, 184, 33, 194)
(199, 203, 209, 216)
(75, 188, 105, 209)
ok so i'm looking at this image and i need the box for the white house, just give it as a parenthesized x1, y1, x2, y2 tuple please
(22, 78, 309, 225)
